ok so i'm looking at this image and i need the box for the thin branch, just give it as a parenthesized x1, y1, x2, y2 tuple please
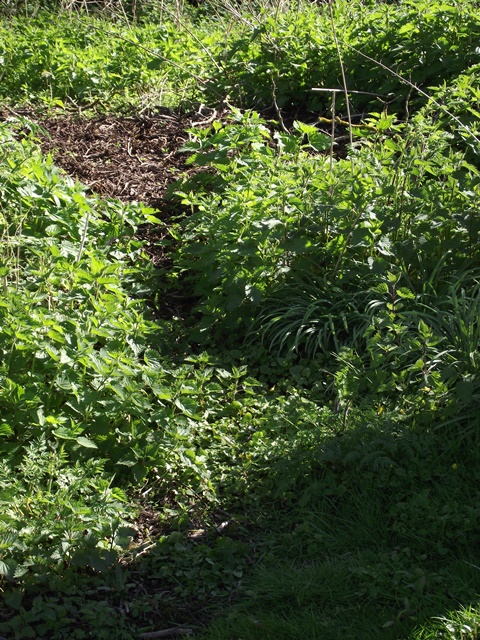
(272, 79, 289, 133)
(328, 1, 354, 175)
(312, 88, 388, 98)
(330, 90, 336, 173)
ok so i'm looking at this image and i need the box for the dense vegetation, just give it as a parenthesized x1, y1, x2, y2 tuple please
(1, 0, 480, 638)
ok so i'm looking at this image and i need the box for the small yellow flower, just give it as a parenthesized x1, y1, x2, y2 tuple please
(452, 463, 458, 470)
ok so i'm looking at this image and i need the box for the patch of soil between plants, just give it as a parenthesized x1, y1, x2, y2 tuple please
(35, 111, 194, 209)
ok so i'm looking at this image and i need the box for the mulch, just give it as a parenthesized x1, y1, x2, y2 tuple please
(35, 111, 195, 208)
(1, 106, 332, 212)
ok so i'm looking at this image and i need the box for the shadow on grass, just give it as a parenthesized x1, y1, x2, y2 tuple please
(2, 394, 480, 640)
(190, 405, 480, 640)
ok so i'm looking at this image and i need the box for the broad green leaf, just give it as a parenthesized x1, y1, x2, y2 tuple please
(53, 426, 78, 440)
(398, 22, 417, 34)
(396, 288, 415, 299)
(307, 130, 331, 151)
(3, 588, 23, 608)
(174, 397, 200, 419)
(76, 436, 98, 449)
(0, 560, 14, 578)
(293, 121, 318, 135)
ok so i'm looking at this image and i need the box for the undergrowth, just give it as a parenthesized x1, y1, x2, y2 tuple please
(2, 1, 480, 639)
(2, 0, 480, 115)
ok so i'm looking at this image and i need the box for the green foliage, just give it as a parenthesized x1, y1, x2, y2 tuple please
(419, 606, 480, 640)
(2, 0, 480, 115)
(0, 120, 145, 576)
(251, 275, 369, 358)
(173, 109, 319, 333)
(0, 120, 237, 581)
(172, 104, 480, 332)
(198, 0, 480, 114)
(3, 1, 480, 638)
(0, 12, 226, 110)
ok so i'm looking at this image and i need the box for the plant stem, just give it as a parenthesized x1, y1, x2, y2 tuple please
(328, 0, 354, 175)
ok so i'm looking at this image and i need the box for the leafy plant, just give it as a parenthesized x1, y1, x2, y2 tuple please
(0, 120, 218, 581)
(4, 2, 480, 638)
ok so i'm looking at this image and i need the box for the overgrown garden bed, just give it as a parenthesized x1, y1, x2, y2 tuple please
(1, 1, 480, 638)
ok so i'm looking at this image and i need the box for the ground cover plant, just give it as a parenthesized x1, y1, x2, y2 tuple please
(1, 0, 480, 638)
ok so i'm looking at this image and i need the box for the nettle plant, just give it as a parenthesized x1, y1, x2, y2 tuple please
(200, 0, 480, 114)
(172, 103, 480, 427)
(0, 120, 158, 574)
(0, 119, 279, 582)
(0, 120, 235, 577)
(0, 13, 224, 110)
(174, 109, 479, 310)
(173, 108, 338, 335)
